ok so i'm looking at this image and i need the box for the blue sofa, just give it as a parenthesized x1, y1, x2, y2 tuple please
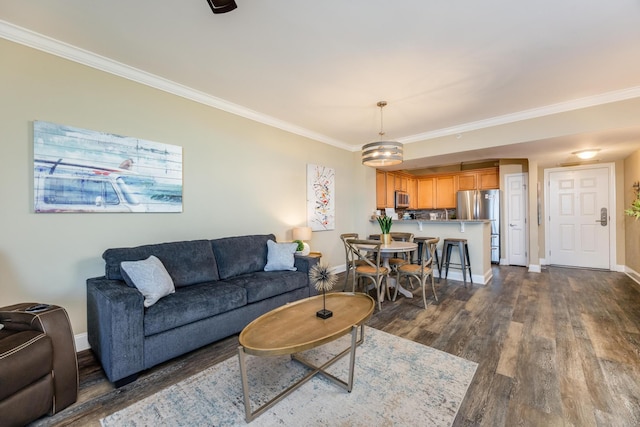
(86, 234, 319, 386)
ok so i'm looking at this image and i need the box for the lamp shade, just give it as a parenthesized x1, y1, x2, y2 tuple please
(362, 141, 403, 167)
(293, 226, 312, 241)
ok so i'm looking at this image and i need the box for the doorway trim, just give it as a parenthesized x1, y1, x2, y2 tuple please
(543, 162, 617, 270)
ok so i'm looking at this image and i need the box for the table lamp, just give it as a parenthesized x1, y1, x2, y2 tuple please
(292, 226, 312, 256)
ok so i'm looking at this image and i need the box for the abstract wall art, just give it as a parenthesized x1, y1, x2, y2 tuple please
(306, 164, 335, 231)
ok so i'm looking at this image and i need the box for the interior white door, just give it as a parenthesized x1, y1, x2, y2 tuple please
(547, 167, 610, 269)
(506, 173, 528, 266)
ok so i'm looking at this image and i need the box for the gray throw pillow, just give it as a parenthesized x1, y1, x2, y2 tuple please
(121, 255, 175, 307)
(264, 240, 298, 272)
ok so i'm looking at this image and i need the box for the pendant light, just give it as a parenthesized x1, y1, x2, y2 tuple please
(362, 101, 403, 167)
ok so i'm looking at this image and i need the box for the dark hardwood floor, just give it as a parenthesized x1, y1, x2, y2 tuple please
(31, 266, 640, 426)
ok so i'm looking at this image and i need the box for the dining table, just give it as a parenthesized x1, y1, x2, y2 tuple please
(355, 240, 418, 300)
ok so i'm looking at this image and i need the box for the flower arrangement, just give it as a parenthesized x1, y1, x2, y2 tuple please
(309, 262, 336, 319)
(376, 215, 392, 234)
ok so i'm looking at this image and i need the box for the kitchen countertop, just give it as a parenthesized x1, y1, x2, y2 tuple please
(370, 218, 490, 224)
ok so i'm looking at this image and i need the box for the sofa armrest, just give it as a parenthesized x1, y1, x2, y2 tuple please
(0, 303, 78, 412)
(293, 254, 320, 274)
(294, 255, 321, 296)
(86, 277, 145, 384)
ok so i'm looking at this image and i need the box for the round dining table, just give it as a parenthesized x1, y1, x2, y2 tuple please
(356, 240, 418, 300)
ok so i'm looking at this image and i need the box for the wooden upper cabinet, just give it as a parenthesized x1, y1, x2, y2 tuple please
(394, 175, 408, 192)
(478, 168, 499, 189)
(376, 170, 387, 209)
(375, 167, 498, 210)
(417, 178, 435, 209)
(408, 178, 418, 209)
(385, 173, 395, 208)
(435, 175, 456, 208)
(457, 173, 477, 191)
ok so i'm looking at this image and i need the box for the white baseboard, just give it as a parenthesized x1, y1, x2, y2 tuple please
(75, 332, 90, 352)
(499, 258, 508, 266)
(625, 266, 640, 285)
(528, 264, 542, 273)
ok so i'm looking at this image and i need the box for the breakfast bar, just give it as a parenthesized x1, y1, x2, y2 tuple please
(370, 219, 493, 285)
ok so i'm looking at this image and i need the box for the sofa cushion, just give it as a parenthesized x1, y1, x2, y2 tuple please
(143, 281, 247, 336)
(264, 240, 298, 272)
(121, 255, 175, 307)
(222, 270, 308, 304)
(104, 239, 219, 286)
(211, 234, 274, 280)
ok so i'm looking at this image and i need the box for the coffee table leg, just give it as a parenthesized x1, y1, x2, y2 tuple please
(346, 324, 358, 391)
(238, 325, 366, 422)
(237, 346, 252, 422)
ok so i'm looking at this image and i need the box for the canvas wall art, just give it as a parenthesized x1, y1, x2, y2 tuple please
(307, 164, 335, 231)
(33, 121, 183, 213)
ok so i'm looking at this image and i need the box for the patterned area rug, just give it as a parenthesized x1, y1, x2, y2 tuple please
(101, 328, 477, 426)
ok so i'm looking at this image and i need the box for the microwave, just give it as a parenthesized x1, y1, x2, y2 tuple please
(395, 191, 410, 208)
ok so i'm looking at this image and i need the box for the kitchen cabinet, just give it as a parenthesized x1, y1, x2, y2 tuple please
(478, 168, 499, 189)
(408, 178, 418, 209)
(394, 175, 408, 192)
(457, 172, 476, 191)
(385, 173, 395, 208)
(376, 170, 387, 209)
(417, 178, 435, 209)
(374, 166, 499, 210)
(435, 175, 456, 208)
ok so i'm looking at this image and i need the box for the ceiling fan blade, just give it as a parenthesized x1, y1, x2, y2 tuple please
(207, 0, 237, 14)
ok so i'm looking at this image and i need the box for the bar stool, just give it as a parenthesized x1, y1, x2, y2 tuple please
(414, 237, 441, 279)
(441, 238, 472, 285)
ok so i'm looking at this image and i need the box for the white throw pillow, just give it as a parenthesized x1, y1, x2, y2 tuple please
(264, 240, 298, 272)
(120, 255, 175, 307)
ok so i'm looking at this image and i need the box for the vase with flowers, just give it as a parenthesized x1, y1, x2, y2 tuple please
(376, 215, 393, 245)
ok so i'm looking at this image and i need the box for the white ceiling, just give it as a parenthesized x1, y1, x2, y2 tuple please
(2, 0, 640, 170)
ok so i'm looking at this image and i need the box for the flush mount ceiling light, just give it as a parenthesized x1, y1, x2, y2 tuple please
(362, 101, 403, 167)
(572, 149, 600, 160)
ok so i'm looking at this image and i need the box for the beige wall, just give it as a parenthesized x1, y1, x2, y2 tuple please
(0, 39, 365, 335)
(624, 149, 640, 273)
(2, 37, 639, 338)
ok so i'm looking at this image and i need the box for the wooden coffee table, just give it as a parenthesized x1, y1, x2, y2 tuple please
(237, 292, 375, 422)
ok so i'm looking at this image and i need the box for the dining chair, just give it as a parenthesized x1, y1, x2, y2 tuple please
(340, 233, 368, 291)
(346, 239, 390, 311)
(396, 237, 439, 309)
(388, 232, 415, 270)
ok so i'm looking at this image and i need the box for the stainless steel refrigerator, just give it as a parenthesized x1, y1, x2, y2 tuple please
(456, 189, 500, 263)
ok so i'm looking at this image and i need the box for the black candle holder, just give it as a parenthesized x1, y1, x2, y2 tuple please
(316, 308, 333, 319)
(316, 290, 333, 319)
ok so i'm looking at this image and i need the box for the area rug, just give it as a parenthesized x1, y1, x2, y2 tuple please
(101, 328, 477, 426)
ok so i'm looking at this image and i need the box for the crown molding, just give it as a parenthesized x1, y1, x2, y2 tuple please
(400, 86, 640, 144)
(2, 20, 639, 153)
(0, 20, 352, 151)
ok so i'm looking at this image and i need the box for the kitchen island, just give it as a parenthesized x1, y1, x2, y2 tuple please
(370, 219, 492, 285)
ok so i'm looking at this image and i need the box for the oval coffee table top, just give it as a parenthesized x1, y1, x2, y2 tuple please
(239, 292, 375, 356)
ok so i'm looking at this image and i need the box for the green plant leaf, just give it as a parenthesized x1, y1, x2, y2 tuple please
(376, 216, 393, 233)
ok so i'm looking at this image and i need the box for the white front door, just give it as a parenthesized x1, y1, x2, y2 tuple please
(505, 173, 528, 266)
(547, 166, 611, 269)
